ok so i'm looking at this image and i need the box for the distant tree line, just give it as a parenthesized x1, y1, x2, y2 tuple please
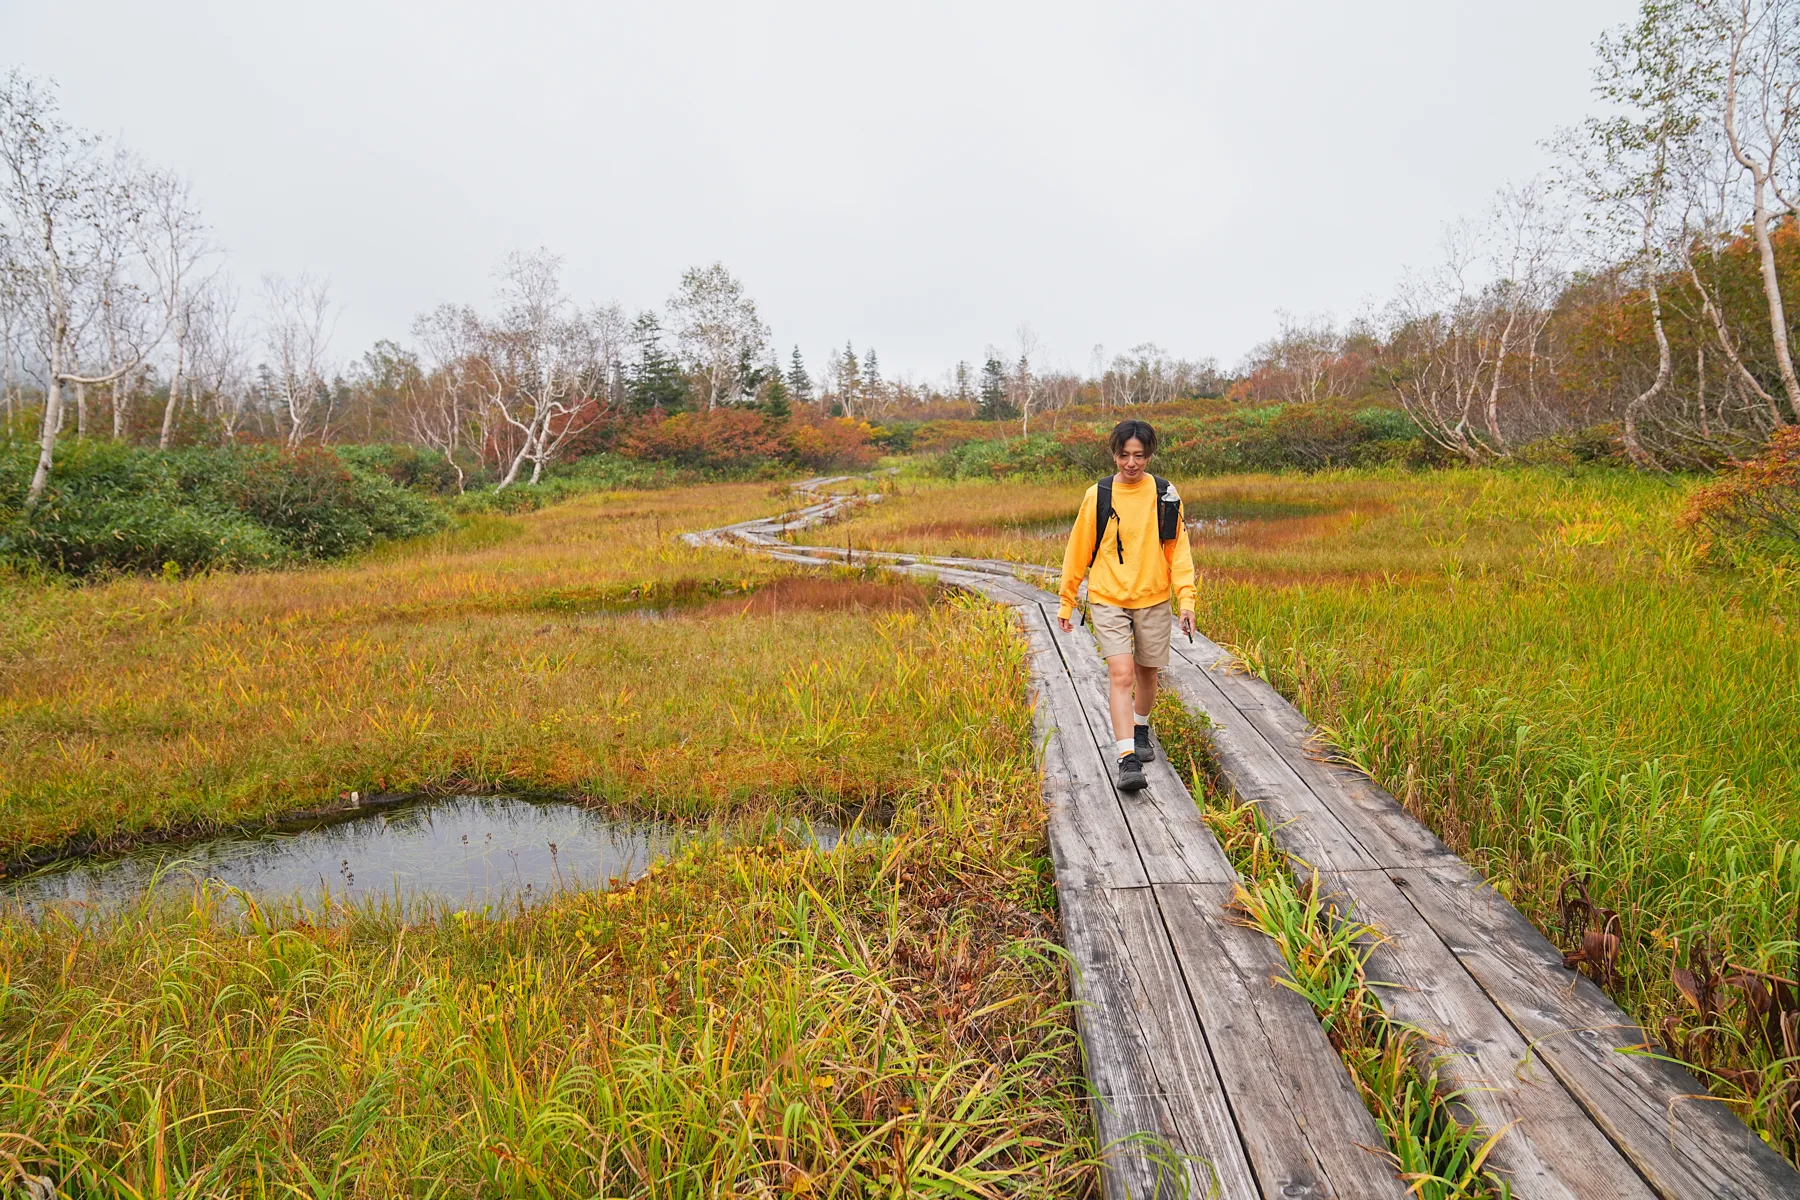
(10, 0, 1800, 493)
(1232, 0, 1800, 469)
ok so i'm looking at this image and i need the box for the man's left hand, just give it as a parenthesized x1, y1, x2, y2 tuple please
(1179, 612, 1196, 638)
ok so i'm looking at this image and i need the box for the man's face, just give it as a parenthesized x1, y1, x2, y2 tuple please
(1114, 438, 1149, 481)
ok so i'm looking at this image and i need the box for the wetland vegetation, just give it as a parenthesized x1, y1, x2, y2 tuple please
(0, 483, 1094, 1196)
(812, 463, 1800, 1161)
(7, 450, 1795, 1192)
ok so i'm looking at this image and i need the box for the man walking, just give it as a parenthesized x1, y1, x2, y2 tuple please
(1057, 419, 1197, 792)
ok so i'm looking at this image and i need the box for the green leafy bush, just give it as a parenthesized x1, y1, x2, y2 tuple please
(1515, 424, 1628, 468)
(449, 454, 681, 515)
(0, 442, 446, 577)
(333, 444, 467, 494)
(929, 434, 1084, 479)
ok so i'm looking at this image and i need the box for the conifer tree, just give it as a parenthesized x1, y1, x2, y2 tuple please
(627, 311, 689, 412)
(835, 341, 861, 414)
(762, 359, 792, 421)
(861, 347, 882, 412)
(787, 346, 814, 405)
(735, 344, 768, 402)
(977, 355, 1015, 420)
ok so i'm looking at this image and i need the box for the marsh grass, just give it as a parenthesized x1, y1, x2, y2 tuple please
(0, 484, 1012, 859)
(0, 798, 1093, 1197)
(0, 482, 1099, 1194)
(840, 465, 1800, 1160)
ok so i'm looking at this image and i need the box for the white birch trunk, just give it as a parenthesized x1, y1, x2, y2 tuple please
(1624, 277, 1672, 466)
(159, 327, 185, 449)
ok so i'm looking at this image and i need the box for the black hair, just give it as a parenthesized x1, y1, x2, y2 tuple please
(1108, 419, 1157, 457)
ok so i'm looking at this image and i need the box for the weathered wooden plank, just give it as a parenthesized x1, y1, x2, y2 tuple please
(1166, 642, 1455, 871)
(1026, 630, 1151, 892)
(1001, 582, 1411, 1197)
(1059, 878, 1261, 1198)
(706, 516, 1800, 1199)
(1167, 636, 1799, 1194)
(1025, 601, 1239, 887)
(1318, 865, 1657, 1199)
(1165, 639, 1657, 1193)
(1402, 862, 1800, 1199)
(1159, 654, 1383, 876)
(1156, 882, 1409, 1198)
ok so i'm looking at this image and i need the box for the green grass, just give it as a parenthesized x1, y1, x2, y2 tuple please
(829, 463, 1800, 1161)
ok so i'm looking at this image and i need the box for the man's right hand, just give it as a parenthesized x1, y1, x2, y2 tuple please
(1058, 616, 1074, 633)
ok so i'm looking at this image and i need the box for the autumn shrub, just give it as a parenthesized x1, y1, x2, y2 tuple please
(929, 434, 1080, 479)
(1264, 404, 1364, 467)
(908, 419, 1014, 454)
(617, 408, 877, 472)
(450, 453, 678, 514)
(1680, 426, 1800, 553)
(225, 445, 442, 559)
(619, 407, 787, 468)
(784, 412, 880, 470)
(1515, 424, 1629, 468)
(0, 442, 444, 577)
(928, 403, 1433, 479)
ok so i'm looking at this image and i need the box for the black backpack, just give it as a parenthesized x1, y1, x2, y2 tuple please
(1090, 475, 1182, 567)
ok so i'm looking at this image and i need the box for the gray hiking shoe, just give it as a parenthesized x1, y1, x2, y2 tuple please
(1118, 752, 1148, 793)
(1134, 724, 1155, 763)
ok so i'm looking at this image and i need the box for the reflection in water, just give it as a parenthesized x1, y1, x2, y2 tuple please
(4, 797, 850, 921)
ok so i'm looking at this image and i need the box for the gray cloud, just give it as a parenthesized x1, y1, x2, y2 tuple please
(10, 0, 1634, 378)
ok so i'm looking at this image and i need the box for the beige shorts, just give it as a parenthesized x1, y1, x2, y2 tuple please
(1090, 601, 1172, 668)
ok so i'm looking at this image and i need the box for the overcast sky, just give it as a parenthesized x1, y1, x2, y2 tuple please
(11, 0, 1636, 381)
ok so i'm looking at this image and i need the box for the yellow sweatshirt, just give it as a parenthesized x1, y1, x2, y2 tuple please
(1058, 475, 1196, 620)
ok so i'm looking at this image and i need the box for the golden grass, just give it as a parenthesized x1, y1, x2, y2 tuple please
(0, 481, 1098, 1196)
(0, 763, 1092, 1197)
(0, 484, 999, 858)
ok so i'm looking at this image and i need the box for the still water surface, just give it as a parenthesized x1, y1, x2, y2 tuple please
(4, 796, 850, 920)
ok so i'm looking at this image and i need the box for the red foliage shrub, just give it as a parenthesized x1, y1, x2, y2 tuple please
(614, 408, 876, 472)
(480, 396, 612, 474)
(910, 420, 1009, 454)
(783, 414, 878, 470)
(618, 408, 788, 468)
(1268, 404, 1364, 468)
(1054, 427, 1113, 476)
(1681, 427, 1800, 549)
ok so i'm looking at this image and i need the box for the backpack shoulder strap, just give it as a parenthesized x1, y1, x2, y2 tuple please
(1154, 476, 1180, 542)
(1088, 477, 1114, 567)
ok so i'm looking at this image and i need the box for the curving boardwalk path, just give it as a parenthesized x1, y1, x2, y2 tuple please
(688, 479, 1800, 1200)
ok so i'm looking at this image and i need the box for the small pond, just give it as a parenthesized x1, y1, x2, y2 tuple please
(3, 796, 857, 922)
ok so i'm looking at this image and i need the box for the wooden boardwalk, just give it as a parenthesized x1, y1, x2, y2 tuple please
(690, 480, 1800, 1200)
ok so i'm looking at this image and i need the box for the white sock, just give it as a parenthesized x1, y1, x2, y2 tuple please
(1116, 738, 1135, 757)
(1134, 711, 1151, 728)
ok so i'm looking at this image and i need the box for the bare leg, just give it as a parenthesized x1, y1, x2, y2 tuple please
(1106, 654, 1137, 744)
(1134, 663, 1159, 721)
